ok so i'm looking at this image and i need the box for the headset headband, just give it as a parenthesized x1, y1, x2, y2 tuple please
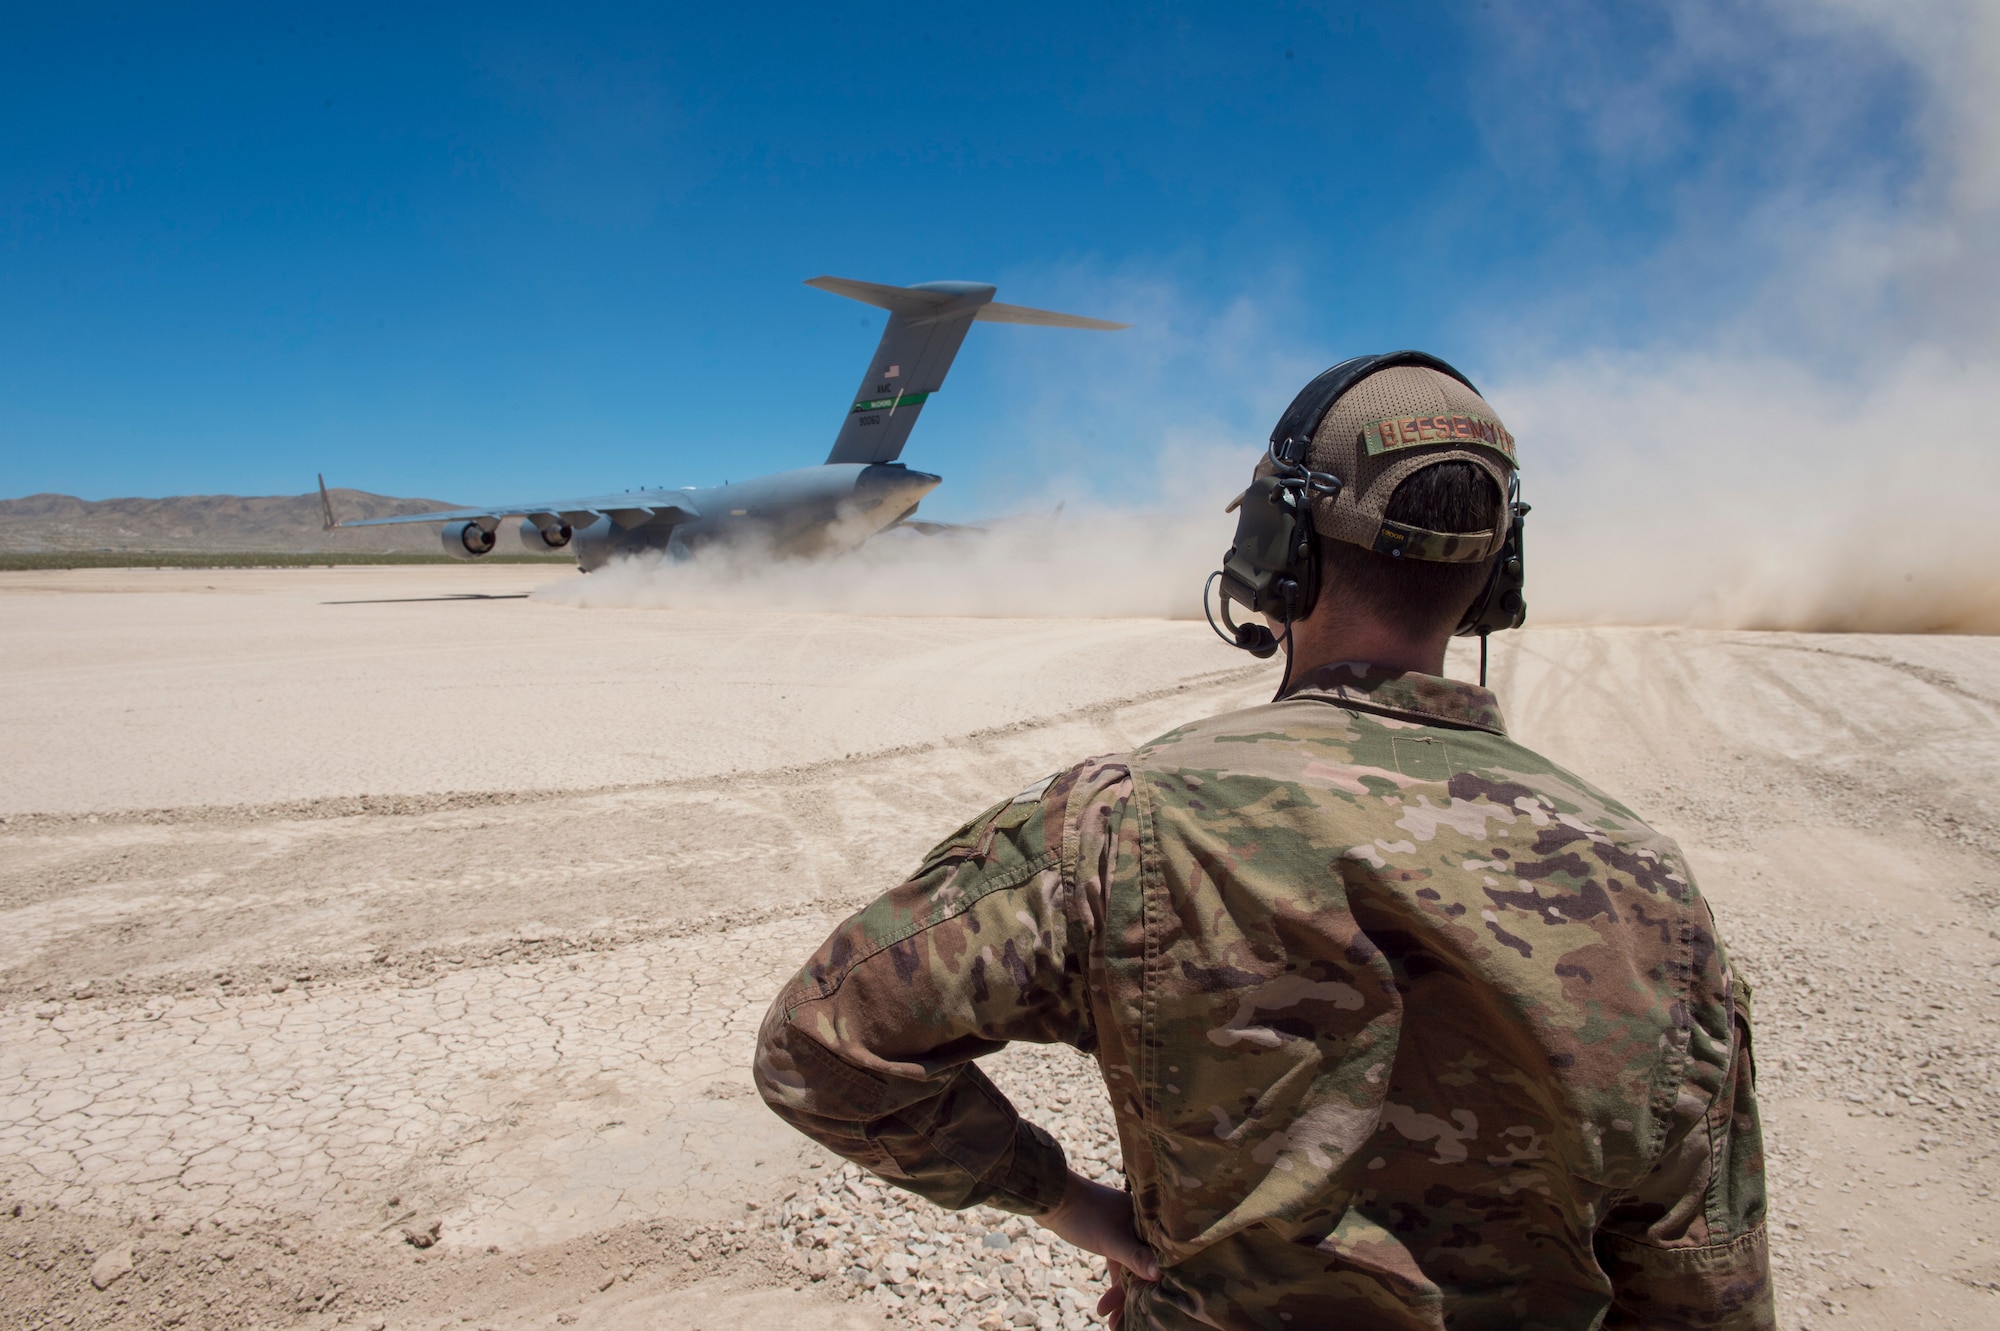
(1269, 350, 1483, 464)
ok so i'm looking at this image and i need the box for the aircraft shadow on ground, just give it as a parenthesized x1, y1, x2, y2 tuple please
(322, 593, 533, 605)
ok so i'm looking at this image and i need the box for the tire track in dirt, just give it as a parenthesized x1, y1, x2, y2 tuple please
(0, 664, 1274, 1008)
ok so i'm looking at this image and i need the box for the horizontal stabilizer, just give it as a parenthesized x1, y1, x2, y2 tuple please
(807, 276, 1127, 329)
(806, 275, 978, 317)
(975, 301, 1129, 331)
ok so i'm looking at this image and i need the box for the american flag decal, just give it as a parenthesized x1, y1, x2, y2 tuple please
(885, 364, 900, 377)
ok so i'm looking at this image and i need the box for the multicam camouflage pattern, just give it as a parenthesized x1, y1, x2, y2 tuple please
(1369, 518, 1504, 562)
(755, 663, 1772, 1330)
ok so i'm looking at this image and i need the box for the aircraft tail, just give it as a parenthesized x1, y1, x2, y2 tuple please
(809, 277, 1126, 466)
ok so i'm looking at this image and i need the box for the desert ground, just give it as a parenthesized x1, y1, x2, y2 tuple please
(2, 564, 1997, 1331)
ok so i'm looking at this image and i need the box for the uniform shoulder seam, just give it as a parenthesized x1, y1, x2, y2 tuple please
(1059, 756, 1138, 1034)
(798, 850, 1061, 1006)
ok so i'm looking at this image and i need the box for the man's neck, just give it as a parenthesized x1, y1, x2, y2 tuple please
(1284, 618, 1449, 681)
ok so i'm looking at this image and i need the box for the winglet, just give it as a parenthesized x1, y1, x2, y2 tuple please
(318, 474, 338, 531)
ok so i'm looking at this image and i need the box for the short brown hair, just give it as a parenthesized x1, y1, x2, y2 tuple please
(1313, 461, 1501, 639)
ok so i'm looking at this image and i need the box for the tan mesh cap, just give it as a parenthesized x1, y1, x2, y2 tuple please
(1306, 365, 1517, 562)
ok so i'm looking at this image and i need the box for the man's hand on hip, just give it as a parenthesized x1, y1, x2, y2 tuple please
(1035, 1169, 1159, 1328)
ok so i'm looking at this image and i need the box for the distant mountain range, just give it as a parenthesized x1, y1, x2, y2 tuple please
(0, 489, 466, 554)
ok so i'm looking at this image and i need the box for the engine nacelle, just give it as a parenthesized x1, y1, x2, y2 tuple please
(441, 520, 497, 560)
(517, 517, 574, 553)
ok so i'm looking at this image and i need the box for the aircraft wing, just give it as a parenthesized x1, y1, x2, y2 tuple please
(897, 519, 987, 536)
(324, 481, 699, 532)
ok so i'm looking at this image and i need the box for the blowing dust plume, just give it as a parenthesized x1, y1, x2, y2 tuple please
(1482, 0, 2000, 633)
(531, 507, 1229, 619)
(1512, 351, 2000, 634)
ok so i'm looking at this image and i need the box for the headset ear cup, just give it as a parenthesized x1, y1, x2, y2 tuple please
(1456, 502, 1527, 636)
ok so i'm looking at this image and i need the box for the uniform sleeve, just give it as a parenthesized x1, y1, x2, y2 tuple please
(752, 764, 1100, 1215)
(1597, 964, 1775, 1330)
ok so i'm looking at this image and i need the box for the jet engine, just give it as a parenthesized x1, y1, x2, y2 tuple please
(517, 517, 574, 553)
(441, 520, 497, 559)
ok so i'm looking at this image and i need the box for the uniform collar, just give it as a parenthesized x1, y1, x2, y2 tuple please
(1280, 661, 1507, 735)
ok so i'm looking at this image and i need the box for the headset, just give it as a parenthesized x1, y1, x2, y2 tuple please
(1204, 350, 1530, 692)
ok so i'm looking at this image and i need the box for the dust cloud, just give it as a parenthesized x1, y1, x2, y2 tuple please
(542, 338, 2000, 631)
(530, 506, 1229, 620)
(1512, 351, 2000, 634)
(1483, 0, 2000, 634)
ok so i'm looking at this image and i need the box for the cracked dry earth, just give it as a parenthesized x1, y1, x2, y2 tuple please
(2, 568, 1998, 1330)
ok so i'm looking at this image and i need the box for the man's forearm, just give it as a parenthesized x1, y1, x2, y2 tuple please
(751, 766, 1102, 1215)
(754, 1001, 1071, 1214)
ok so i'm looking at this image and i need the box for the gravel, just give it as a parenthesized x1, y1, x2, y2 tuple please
(1725, 890, 2000, 1314)
(756, 1042, 1121, 1329)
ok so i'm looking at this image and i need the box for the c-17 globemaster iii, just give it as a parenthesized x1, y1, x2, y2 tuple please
(320, 276, 1126, 571)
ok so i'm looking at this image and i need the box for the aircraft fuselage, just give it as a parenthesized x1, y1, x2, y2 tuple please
(570, 462, 941, 571)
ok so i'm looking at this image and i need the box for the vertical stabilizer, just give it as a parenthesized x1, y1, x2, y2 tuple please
(811, 278, 996, 465)
(809, 277, 1128, 466)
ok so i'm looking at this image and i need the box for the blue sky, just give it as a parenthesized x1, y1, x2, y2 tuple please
(0, 2, 1931, 518)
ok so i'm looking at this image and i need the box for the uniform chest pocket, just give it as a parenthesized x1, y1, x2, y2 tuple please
(1392, 736, 1453, 782)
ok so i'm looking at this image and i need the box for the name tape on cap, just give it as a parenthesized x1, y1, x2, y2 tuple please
(1363, 412, 1516, 464)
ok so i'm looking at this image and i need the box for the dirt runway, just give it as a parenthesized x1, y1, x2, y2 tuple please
(1, 566, 1995, 1330)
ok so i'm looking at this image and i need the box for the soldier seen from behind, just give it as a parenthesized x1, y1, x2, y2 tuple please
(753, 354, 1773, 1329)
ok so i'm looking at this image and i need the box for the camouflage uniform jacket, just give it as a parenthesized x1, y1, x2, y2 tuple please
(754, 663, 1773, 1330)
